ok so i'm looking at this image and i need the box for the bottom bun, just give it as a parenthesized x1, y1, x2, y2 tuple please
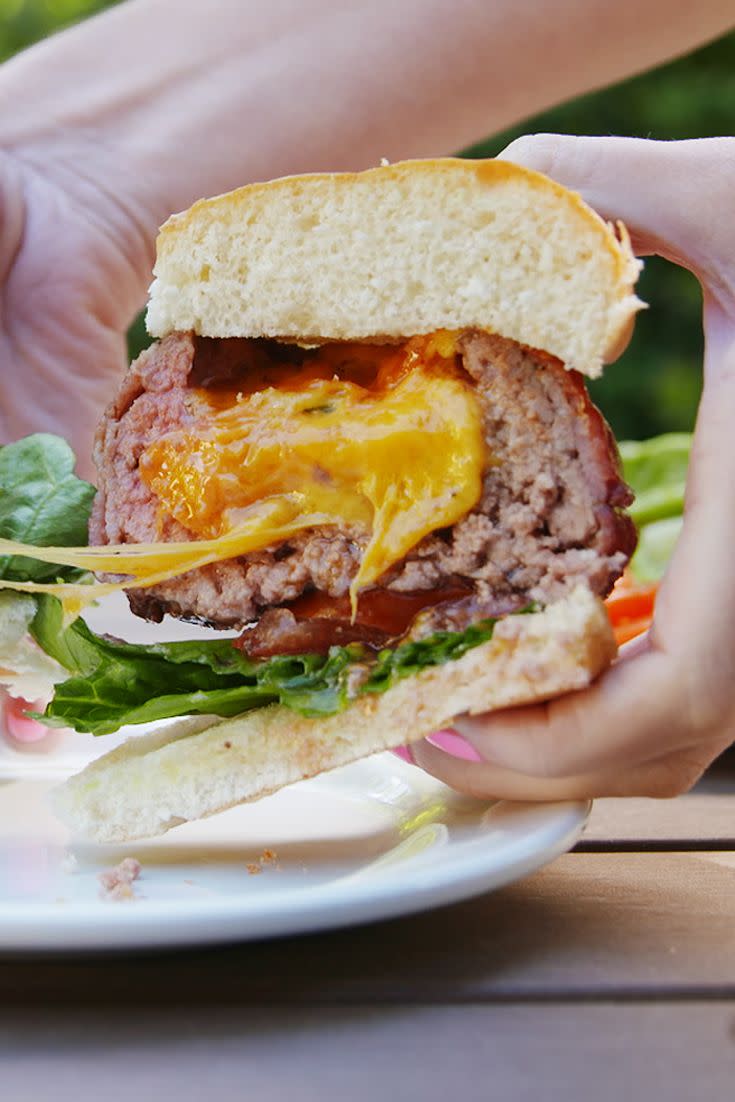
(54, 586, 614, 843)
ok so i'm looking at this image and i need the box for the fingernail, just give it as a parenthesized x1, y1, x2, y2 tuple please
(2, 696, 50, 744)
(426, 728, 483, 762)
(392, 745, 417, 766)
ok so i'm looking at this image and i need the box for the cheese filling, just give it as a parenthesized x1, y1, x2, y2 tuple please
(139, 332, 486, 604)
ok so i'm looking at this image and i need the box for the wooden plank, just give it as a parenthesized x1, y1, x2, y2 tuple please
(580, 793, 735, 848)
(3, 852, 735, 1003)
(580, 751, 735, 848)
(1, 1004, 734, 1102)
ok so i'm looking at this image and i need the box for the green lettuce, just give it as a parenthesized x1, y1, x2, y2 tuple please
(630, 516, 683, 584)
(619, 433, 690, 526)
(620, 433, 691, 582)
(32, 594, 498, 735)
(0, 434, 95, 583)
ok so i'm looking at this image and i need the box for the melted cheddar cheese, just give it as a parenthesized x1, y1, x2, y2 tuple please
(139, 333, 485, 605)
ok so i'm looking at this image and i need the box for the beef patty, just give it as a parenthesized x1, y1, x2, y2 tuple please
(90, 330, 636, 645)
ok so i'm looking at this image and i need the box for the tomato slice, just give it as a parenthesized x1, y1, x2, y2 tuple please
(612, 617, 652, 645)
(605, 572, 658, 644)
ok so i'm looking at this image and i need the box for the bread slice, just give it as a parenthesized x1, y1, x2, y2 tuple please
(146, 157, 641, 379)
(54, 586, 614, 843)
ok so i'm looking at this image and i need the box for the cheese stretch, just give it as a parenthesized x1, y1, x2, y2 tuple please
(0, 332, 486, 617)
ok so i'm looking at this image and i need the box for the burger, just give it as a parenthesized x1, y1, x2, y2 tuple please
(42, 157, 641, 841)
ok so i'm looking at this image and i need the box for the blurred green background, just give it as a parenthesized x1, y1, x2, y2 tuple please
(1, 1, 733, 440)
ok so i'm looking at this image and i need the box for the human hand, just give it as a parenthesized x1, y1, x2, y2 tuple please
(411, 135, 735, 801)
(0, 137, 157, 476)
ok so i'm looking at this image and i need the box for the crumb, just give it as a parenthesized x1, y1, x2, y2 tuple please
(98, 856, 142, 902)
(223, 740, 232, 749)
(244, 849, 281, 876)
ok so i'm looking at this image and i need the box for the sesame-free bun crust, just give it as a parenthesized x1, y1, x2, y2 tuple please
(146, 157, 642, 379)
(55, 587, 615, 843)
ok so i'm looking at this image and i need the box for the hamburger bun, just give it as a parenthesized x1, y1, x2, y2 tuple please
(147, 157, 642, 377)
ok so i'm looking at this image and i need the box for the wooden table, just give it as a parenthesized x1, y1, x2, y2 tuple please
(2, 756, 735, 1100)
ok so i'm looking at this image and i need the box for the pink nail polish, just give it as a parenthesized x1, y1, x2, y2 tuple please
(3, 696, 50, 744)
(426, 728, 483, 762)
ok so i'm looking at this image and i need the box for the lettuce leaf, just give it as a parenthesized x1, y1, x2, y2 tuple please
(619, 433, 690, 527)
(363, 617, 497, 692)
(32, 594, 498, 735)
(628, 516, 684, 584)
(620, 433, 691, 582)
(0, 434, 95, 583)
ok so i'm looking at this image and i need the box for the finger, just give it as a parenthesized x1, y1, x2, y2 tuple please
(451, 623, 735, 782)
(499, 134, 735, 289)
(649, 330, 735, 703)
(616, 630, 651, 662)
(409, 732, 726, 803)
(449, 641, 680, 778)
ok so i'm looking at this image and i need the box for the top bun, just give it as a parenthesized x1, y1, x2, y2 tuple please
(146, 157, 642, 378)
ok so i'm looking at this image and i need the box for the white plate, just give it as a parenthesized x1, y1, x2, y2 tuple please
(0, 754, 588, 952)
(0, 594, 588, 951)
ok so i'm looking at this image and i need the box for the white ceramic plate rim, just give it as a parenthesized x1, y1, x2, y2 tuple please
(0, 771, 589, 952)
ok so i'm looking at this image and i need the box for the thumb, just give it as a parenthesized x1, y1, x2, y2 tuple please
(500, 134, 735, 294)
